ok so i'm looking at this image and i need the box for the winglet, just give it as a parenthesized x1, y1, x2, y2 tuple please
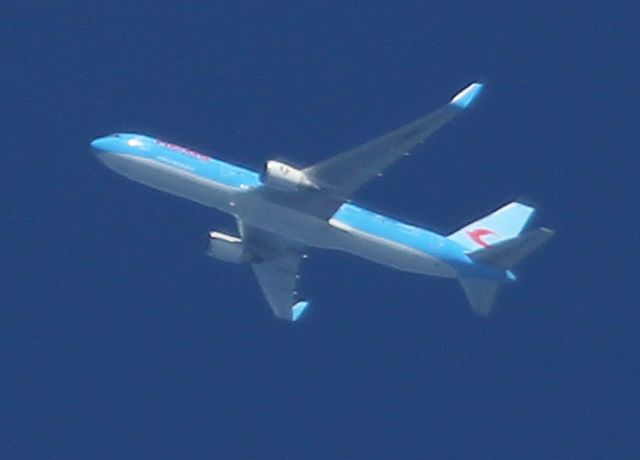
(291, 301, 310, 321)
(450, 82, 484, 109)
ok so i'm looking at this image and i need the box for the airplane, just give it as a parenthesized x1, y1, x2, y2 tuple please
(91, 82, 553, 321)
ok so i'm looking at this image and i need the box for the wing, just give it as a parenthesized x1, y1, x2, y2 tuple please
(303, 82, 483, 202)
(239, 221, 310, 321)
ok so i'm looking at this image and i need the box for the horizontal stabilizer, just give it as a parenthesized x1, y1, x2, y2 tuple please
(459, 279, 501, 316)
(460, 227, 553, 315)
(469, 227, 554, 269)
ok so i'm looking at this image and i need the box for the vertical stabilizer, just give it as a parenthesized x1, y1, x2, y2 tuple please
(448, 202, 535, 252)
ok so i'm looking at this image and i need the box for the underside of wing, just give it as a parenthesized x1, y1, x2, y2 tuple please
(252, 256, 309, 321)
(303, 82, 483, 206)
(239, 222, 310, 321)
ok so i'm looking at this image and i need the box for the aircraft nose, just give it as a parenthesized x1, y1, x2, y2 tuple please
(90, 136, 122, 154)
(91, 137, 111, 154)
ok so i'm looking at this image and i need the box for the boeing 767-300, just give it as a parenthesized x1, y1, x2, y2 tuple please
(91, 82, 553, 321)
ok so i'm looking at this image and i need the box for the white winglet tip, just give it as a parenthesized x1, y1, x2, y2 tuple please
(451, 82, 484, 109)
(292, 301, 310, 321)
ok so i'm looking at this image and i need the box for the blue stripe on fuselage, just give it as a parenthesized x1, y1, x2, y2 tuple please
(331, 204, 503, 279)
(97, 134, 263, 190)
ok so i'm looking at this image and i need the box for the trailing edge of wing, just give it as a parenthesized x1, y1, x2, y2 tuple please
(302, 82, 484, 203)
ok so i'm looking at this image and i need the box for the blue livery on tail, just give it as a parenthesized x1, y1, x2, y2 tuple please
(91, 82, 553, 321)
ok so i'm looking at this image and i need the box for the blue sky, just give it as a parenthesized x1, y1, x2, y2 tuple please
(3, 2, 638, 458)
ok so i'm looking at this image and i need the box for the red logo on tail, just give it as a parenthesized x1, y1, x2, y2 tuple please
(467, 229, 495, 248)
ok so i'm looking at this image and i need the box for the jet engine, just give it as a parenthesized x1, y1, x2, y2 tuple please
(262, 160, 318, 192)
(206, 231, 249, 264)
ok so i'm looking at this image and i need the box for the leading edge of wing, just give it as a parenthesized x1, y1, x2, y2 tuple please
(239, 222, 311, 322)
(302, 82, 484, 201)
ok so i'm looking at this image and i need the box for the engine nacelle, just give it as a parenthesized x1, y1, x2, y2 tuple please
(262, 160, 318, 192)
(206, 231, 249, 264)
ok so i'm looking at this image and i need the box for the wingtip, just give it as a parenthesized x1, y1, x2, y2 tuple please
(291, 300, 310, 321)
(450, 82, 484, 109)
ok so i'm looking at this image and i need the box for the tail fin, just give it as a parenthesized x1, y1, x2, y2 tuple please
(448, 201, 535, 252)
(459, 227, 554, 315)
